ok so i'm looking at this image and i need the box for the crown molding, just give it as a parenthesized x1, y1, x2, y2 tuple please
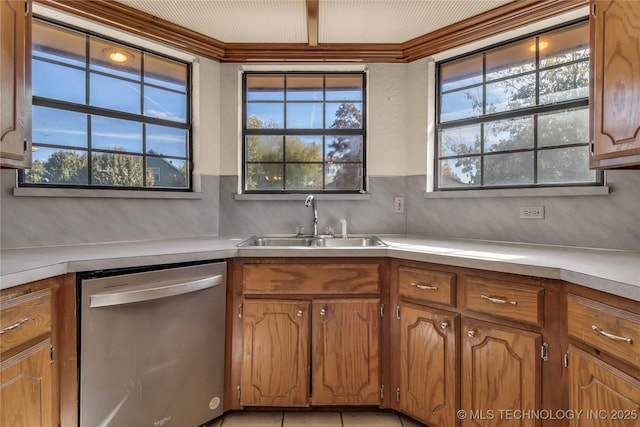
(35, 0, 588, 63)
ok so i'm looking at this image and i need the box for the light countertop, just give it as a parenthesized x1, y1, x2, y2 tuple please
(1, 234, 639, 302)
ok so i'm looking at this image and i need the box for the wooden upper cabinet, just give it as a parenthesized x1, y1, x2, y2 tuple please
(590, 0, 640, 168)
(0, 0, 31, 169)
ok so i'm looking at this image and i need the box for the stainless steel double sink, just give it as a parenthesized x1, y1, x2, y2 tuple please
(237, 235, 386, 248)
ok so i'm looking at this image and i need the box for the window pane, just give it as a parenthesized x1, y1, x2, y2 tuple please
(91, 152, 145, 186)
(326, 164, 362, 190)
(540, 23, 589, 68)
(484, 152, 534, 186)
(326, 102, 363, 129)
(538, 108, 589, 148)
(246, 103, 284, 128)
(90, 73, 141, 114)
(286, 102, 323, 128)
(287, 75, 322, 101)
(486, 74, 536, 113)
(440, 54, 482, 92)
(91, 116, 142, 153)
(439, 158, 480, 188)
(90, 38, 141, 80)
(440, 87, 482, 122)
(33, 21, 85, 67)
(325, 74, 363, 101)
(246, 135, 283, 162)
(484, 116, 534, 152)
(32, 106, 87, 148)
(33, 60, 86, 103)
(486, 38, 536, 80)
(25, 147, 88, 185)
(145, 53, 187, 91)
(286, 164, 323, 190)
(538, 146, 595, 184)
(144, 86, 187, 122)
(146, 125, 187, 157)
(285, 136, 322, 162)
(326, 136, 363, 162)
(439, 124, 481, 157)
(539, 63, 589, 104)
(146, 158, 187, 188)
(246, 74, 284, 101)
(246, 164, 284, 191)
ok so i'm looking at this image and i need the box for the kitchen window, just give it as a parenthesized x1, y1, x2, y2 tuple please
(435, 20, 601, 190)
(20, 19, 191, 190)
(242, 72, 366, 193)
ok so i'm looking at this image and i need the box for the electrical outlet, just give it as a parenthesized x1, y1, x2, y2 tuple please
(394, 196, 405, 214)
(520, 206, 545, 219)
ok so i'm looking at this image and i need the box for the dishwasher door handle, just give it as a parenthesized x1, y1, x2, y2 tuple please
(89, 274, 224, 308)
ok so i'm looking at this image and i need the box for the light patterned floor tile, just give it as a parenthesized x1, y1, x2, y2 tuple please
(283, 411, 342, 426)
(222, 411, 284, 427)
(400, 414, 426, 427)
(342, 412, 403, 426)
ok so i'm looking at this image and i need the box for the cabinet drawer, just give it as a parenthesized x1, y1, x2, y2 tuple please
(568, 294, 640, 369)
(243, 263, 380, 294)
(398, 266, 456, 306)
(464, 276, 544, 327)
(0, 289, 52, 353)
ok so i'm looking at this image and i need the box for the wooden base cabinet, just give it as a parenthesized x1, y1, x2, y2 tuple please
(568, 345, 640, 427)
(461, 318, 542, 427)
(239, 297, 381, 407)
(398, 302, 459, 427)
(312, 298, 380, 406)
(240, 300, 310, 407)
(0, 339, 52, 427)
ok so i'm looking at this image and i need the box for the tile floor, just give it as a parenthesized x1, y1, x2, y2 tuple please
(206, 411, 425, 426)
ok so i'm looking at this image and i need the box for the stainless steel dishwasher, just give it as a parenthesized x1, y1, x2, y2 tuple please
(79, 261, 226, 427)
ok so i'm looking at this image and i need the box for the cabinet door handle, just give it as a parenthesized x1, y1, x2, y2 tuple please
(481, 294, 517, 306)
(0, 317, 28, 334)
(296, 310, 303, 317)
(467, 330, 476, 338)
(592, 325, 633, 344)
(440, 322, 449, 330)
(410, 282, 438, 291)
(320, 308, 326, 316)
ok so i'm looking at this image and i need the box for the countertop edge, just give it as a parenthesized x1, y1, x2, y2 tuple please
(2, 236, 639, 302)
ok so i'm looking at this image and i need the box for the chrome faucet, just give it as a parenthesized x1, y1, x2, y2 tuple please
(304, 195, 318, 236)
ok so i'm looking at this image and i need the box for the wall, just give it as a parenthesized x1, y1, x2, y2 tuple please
(0, 57, 223, 249)
(217, 62, 409, 236)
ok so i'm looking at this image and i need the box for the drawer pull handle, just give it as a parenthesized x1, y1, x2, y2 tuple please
(592, 325, 633, 344)
(411, 282, 438, 291)
(0, 317, 29, 334)
(481, 294, 517, 306)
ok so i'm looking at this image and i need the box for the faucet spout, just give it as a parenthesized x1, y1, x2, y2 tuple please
(304, 195, 318, 236)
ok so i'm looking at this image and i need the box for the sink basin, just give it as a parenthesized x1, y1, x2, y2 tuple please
(237, 235, 386, 248)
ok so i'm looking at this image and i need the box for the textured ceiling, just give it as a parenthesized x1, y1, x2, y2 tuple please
(115, 0, 513, 44)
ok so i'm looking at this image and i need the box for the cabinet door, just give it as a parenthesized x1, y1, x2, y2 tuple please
(312, 298, 380, 405)
(399, 303, 459, 427)
(590, 0, 640, 168)
(240, 300, 310, 407)
(0, 339, 52, 427)
(0, 0, 31, 168)
(568, 345, 640, 427)
(461, 319, 541, 427)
